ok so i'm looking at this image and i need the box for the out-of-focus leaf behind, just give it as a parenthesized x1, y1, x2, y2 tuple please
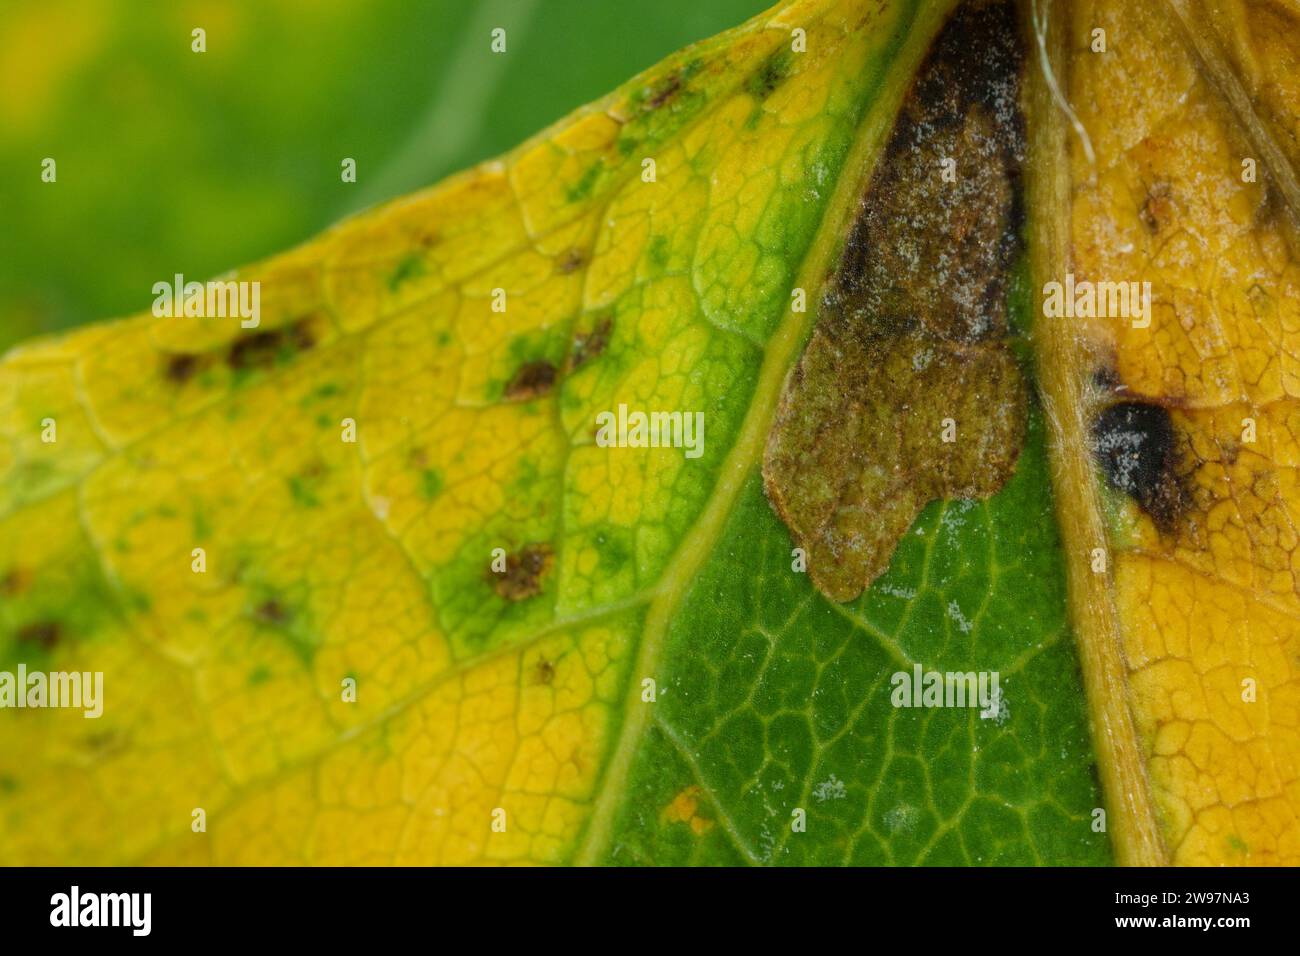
(0, 0, 769, 350)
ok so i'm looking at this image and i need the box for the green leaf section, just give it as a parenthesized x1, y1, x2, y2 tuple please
(605, 409, 1112, 865)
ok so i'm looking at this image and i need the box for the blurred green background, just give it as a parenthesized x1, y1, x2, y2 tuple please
(0, 0, 771, 352)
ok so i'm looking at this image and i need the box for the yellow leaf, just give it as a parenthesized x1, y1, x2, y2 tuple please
(0, 0, 958, 865)
(5, 0, 1300, 868)
(1030, 0, 1300, 864)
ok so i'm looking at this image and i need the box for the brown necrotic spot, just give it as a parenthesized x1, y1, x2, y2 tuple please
(555, 248, 586, 274)
(228, 330, 284, 370)
(505, 360, 558, 401)
(491, 544, 553, 601)
(762, 0, 1029, 602)
(747, 49, 794, 101)
(0, 568, 31, 597)
(227, 317, 319, 371)
(644, 72, 683, 111)
(569, 316, 612, 370)
(532, 658, 556, 685)
(16, 621, 61, 651)
(1139, 182, 1173, 234)
(1219, 434, 1242, 467)
(252, 599, 290, 626)
(81, 728, 129, 758)
(163, 352, 206, 384)
(1092, 401, 1191, 533)
(289, 316, 321, 351)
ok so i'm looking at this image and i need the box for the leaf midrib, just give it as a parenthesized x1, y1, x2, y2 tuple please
(1022, 0, 1165, 867)
(572, 0, 961, 865)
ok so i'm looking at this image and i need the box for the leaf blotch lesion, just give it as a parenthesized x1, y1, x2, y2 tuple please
(531, 657, 556, 686)
(246, 588, 321, 665)
(1092, 401, 1193, 534)
(639, 58, 704, 113)
(644, 73, 684, 111)
(15, 621, 61, 652)
(252, 598, 290, 626)
(162, 352, 209, 385)
(0, 567, 32, 597)
(762, 0, 1029, 603)
(227, 317, 319, 373)
(504, 360, 559, 401)
(554, 247, 586, 275)
(1139, 181, 1174, 234)
(746, 49, 794, 102)
(490, 544, 554, 602)
(568, 315, 613, 371)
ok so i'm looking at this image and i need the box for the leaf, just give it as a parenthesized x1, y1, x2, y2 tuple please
(0, 0, 1297, 867)
(1030, 0, 1300, 865)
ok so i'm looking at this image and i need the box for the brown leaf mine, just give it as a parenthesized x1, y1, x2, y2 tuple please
(763, 0, 1029, 602)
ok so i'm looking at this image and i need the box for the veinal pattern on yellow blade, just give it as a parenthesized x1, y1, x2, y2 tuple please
(1069, 0, 1300, 863)
(0, 0, 933, 864)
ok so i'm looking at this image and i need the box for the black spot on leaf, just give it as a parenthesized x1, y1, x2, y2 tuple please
(1092, 401, 1190, 532)
(1091, 363, 1123, 393)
